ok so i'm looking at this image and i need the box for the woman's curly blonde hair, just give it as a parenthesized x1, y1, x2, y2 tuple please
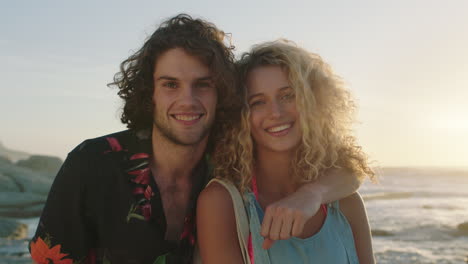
(212, 39, 374, 194)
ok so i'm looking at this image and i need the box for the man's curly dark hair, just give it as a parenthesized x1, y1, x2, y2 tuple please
(108, 14, 239, 142)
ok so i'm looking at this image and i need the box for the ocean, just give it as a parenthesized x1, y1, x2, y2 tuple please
(361, 167, 468, 263)
(1, 167, 468, 263)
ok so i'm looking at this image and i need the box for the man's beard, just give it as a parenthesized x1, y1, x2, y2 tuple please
(153, 114, 211, 146)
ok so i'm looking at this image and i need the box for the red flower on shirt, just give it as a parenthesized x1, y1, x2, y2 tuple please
(124, 145, 154, 222)
(129, 168, 150, 185)
(104, 137, 124, 152)
(130, 153, 150, 160)
(144, 185, 153, 200)
(30, 237, 73, 264)
(140, 203, 152, 221)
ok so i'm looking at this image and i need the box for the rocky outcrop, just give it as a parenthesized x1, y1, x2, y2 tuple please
(0, 144, 60, 219)
(0, 173, 21, 192)
(0, 142, 30, 163)
(0, 218, 28, 239)
(16, 155, 62, 176)
(0, 143, 59, 263)
(0, 163, 52, 218)
(0, 163, 53, 195)
(0, 155, 12, 165)
(0, 192, 46, 218)
(457, 221, 468, 236)
(0, 192, 46, 208)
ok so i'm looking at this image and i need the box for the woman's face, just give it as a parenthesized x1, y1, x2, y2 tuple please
(246, 65, 302, 154)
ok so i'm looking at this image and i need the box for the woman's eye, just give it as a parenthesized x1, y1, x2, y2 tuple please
(282, 93, 295, 100)
(250, 101, 264, 107)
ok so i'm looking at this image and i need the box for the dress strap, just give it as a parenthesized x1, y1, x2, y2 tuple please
(248, 177, 258, 263)
(205, 178, 252, 264)
(252, 176, 260, 200)
(331, 200, 340, 209)
(321, 204, 328, 215)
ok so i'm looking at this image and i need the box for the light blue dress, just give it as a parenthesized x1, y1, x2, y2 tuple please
(245, 192, 360, 264)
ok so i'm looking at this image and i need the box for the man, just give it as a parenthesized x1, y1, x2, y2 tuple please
(29, 14, 362, 264)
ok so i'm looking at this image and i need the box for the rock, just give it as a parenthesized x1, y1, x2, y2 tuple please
(458, 221, 468, 231)
(0, 155, 12, 165)
(0, 237, 31, 263)
(0, 192, 46, 208)
(16, 155, 62, 176)
(0, 218, 28, 239)
(0, 206, 44, 218)
(0, 164, 53, 195)
(0, 142, 30, 163)
(457, 221, 468, 236)
(0, 192, 46, 218)
(0, 151, 54, 219)
(0, 173, 21, 192)
(371, 229, 394, 236)
(0, 256, 33, 264)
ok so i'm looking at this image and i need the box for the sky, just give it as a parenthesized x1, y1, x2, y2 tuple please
(1, 0, 467, 167)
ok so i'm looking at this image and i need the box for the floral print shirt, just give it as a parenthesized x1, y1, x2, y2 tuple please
(29, 130, 209, 264)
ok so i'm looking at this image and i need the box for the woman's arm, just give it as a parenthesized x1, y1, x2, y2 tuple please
(340, 192, 375, 264)
(196, 182, 244, 264)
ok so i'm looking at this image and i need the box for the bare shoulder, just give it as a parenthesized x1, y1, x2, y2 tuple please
(196, 181, 236, 228)
(197, 181, 243, 263)
(339, 192, 375, 264)
(339, 192, 366, 220)
(197, 182, 234, 211)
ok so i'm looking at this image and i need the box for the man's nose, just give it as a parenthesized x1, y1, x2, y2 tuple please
(179, 86, 197, 105)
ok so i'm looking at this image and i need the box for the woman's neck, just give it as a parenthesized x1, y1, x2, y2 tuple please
(254, 148, 299, 201)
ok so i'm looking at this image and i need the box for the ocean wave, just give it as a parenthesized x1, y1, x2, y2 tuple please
(379, 167, 468, 178)
(373, 237, 468, 264)
(363, 191, 468, 201)
(422, 204, 462, 210)
(372, 223, 468, 241)
(372, 229, 394, 236)
(363, 191, 413, 201)
(375, 249, 432, 264)
(374, 248, 466, 264)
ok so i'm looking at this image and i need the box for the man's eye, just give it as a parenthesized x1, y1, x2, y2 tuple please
(163, 82, 177, 89)
(196, 82, 213, 89)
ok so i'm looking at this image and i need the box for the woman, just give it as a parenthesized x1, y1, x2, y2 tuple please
(197, 40, 375, 263)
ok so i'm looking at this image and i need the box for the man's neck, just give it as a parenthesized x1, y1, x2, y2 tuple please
(150, 128, 208, 183)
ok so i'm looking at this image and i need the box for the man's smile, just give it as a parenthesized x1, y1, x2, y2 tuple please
(170, 113, 205, 125)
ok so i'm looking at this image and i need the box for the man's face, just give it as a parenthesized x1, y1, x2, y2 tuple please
(152, 48, 217, 146)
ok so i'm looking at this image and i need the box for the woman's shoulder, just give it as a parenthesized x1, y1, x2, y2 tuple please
(337, 194, 375, 263)
(339, 192, 364, 207)
(197, 181, 236, 216)
(337, 192, 368, 226)
(197, 182, 246, 263)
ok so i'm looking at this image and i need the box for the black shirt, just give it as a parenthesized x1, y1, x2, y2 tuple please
(29, 130, 209, 264)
